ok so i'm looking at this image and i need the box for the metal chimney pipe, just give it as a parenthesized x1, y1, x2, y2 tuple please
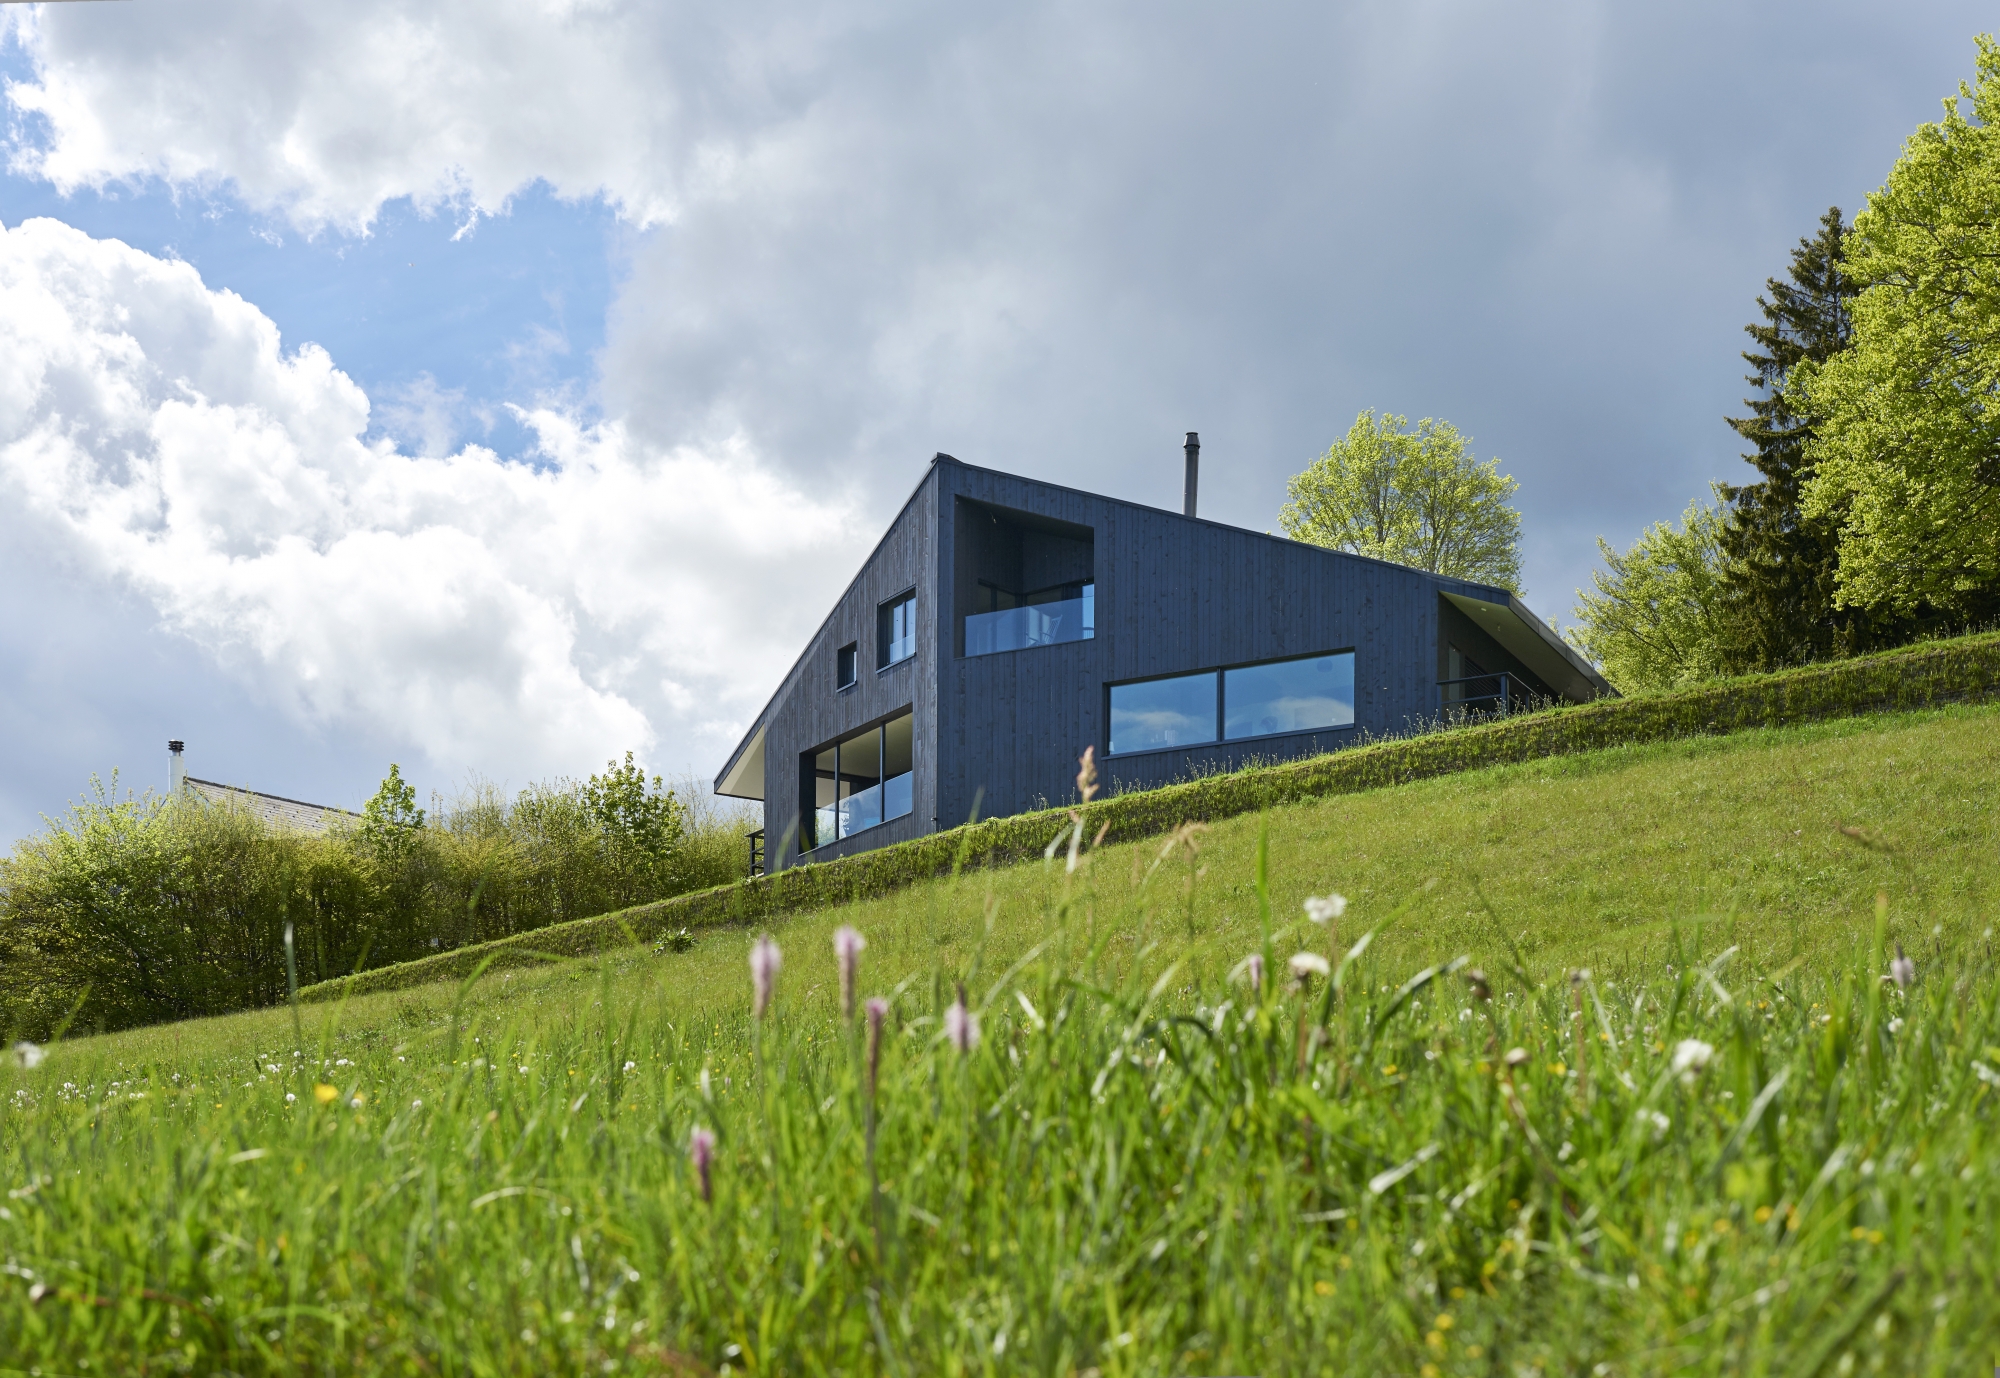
(1183, 432, 1200, 518)
(168, 739, 186, 797)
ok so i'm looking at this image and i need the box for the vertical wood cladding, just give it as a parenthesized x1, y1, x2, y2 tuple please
(748, 469, 940, 867)
(726, 454, 1582, 869)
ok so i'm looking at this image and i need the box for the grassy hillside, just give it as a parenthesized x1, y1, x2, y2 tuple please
(257, 699, 1998, 1043)
(4, 704, 1999, 1373)
(297, 627, 2000, 1004)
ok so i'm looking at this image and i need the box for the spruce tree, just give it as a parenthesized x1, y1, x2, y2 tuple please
(1718, 206, 1897, 668)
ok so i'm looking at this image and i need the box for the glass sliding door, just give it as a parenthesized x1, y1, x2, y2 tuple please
(812, 743, 840, 846)
(882, 712, 915, 823)
(839, 734, 884, 836)
(807, 710, 916, 849)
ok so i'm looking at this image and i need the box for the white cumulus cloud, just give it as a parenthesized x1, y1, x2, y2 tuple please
(4, 0, 861, 234)
(0, 216, 863, 778)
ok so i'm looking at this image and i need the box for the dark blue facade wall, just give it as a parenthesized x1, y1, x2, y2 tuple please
(733, 456, 1548, 868)
(931, 461, 1456, 829)
(752, 472, 940, 865)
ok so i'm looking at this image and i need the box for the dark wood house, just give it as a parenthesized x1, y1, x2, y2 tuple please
(716, 448, 1610, 870)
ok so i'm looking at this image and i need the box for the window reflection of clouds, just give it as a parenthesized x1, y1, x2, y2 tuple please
(1109, 673, 1218, 754)
(1224, 654, 1354, 741)
(1108, 653, 1356, 755)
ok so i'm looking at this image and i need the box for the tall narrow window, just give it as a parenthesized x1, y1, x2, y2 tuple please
(879, 591, 916, 669)
(836, 642, 858, 690)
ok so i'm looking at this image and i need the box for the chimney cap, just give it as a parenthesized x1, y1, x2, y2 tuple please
(168, 739, 185, 754)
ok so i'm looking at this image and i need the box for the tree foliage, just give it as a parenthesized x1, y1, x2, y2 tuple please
(1281, 411, 1523, 589)
(357, 761, 426, 862)
(1566, 498, 1738, 693)
(1796, 35, 2000, 621)
(583, 751, 689, 904)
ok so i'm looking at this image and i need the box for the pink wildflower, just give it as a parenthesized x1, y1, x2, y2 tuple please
(689, 1125, 716, 1202)
(834, 927, 866, 1019)
(865, 997, 888, 1098)
(944, 985, 980, 1054)
(749, 936, 781, 1019)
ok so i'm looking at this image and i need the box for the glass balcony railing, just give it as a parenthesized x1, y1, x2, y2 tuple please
(964, 585, 1094, 658)
(815, 772, 911, 847)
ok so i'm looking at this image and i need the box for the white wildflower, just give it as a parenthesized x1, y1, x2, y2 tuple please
(1671, 1039, 1715, 1084)
(1303, 894, 1348, 925)
(1889, 943, 1915, 990)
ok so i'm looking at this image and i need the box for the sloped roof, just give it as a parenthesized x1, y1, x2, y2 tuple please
(184, 778, 358, 834)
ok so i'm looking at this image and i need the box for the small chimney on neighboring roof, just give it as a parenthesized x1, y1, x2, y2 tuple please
(168, 739, 186, 797)
(1183, 431, 1200, 518)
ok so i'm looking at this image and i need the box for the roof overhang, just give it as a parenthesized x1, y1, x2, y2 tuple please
(715, 724, 767, 800)
(1440, 591, 1614, 703)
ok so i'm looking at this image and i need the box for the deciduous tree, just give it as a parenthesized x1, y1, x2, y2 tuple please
(1281, 411, 1523, 589)
(1796, 36, 2000, 623)
(1568, 497, 1738, 693)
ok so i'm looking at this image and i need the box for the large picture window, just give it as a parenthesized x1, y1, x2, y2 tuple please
(1223, 653, 1354, 740)
(1108, 671, 1220, 755)
(809, 711, 914, 847)
(1107, 650, 1355, 755)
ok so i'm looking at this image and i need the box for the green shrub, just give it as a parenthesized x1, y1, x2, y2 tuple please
(0, 764, 757, 1038)
(0, 781, 377, 1036)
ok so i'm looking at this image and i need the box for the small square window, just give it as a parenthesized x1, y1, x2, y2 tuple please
(836, 642, 858, 690)
(878, 591, 916, 669)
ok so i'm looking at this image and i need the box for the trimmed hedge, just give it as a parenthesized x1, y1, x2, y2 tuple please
(299, 630, 2000, 1003)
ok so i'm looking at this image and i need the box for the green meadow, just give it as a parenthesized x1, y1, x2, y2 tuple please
(4, 703, 2000, 1374)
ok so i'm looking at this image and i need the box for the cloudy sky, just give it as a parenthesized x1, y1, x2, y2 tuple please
(0, 1, 1988, 842)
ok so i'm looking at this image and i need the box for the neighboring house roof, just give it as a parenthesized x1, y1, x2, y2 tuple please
(184, 778, 359, 834)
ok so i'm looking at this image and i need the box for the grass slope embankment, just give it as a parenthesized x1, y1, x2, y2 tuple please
(301, 629, 2000, 1002)
(5, 703, 1999, 1372)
